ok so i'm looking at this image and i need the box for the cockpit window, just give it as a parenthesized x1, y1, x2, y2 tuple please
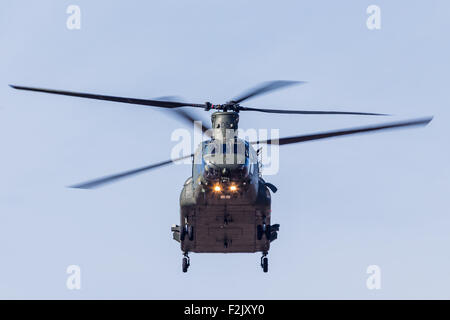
(192, 139, 258, 185)
(201, 140, 248, 165)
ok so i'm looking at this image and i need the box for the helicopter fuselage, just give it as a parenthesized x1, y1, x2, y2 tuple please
(171, 112, 278, 255)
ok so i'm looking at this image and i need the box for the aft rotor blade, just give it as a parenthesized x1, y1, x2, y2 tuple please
(232, 80, 305, 104)
(9, 85, 205, 109)
(253, 117, 432, 146)
(69, 154, 193, 189)
(238, 106, 388, 116)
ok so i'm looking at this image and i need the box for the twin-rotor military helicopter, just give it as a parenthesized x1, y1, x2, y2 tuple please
(10, 81, 432, 272)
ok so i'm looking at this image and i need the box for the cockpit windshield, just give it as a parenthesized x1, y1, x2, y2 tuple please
(193, 138, 258, 183)
(202, 140, 248, 165)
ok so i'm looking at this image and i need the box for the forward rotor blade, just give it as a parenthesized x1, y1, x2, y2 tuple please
(232, 80, 305, 104)
(9, 85, 205, 109)
(70, 154, 193, 189)
(238, 106, 389, 116)
(156, 96, 212, 137)
(172, 108, 212, 136)
(253, 117, 432, 146)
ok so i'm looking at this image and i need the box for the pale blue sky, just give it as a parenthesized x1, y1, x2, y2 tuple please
(1, 0, 449, 299)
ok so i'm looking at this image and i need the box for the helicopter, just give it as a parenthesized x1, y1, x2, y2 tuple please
(10, 81, 432, 273)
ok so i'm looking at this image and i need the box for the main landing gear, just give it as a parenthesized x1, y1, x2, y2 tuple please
(260, 252, 268, 273)
(257, 222, 280, 242)
(182, 252, 190, 273)
(180, 223, 194, 241)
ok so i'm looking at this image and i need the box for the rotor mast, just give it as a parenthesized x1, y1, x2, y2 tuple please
(211, 111, 239, 141)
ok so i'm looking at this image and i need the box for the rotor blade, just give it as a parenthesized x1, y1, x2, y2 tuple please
(172, 108, 212, 136)
(156, 96, 212, 137)
(232, 80, 305, 104)
(69, 154, 193, 189)
(252, 117, 432, 146)
(238, 106, 389, 116)
(9, 85, 205, 109)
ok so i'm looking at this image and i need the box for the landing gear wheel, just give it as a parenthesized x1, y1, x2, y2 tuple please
(262, 257, 268, 273)
(187, 225, 194, 241)
(182, 254, 190, 273)
(260, 253, 268, 273)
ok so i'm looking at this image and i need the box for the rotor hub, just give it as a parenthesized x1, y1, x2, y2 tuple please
(204, 102, 241, 113)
